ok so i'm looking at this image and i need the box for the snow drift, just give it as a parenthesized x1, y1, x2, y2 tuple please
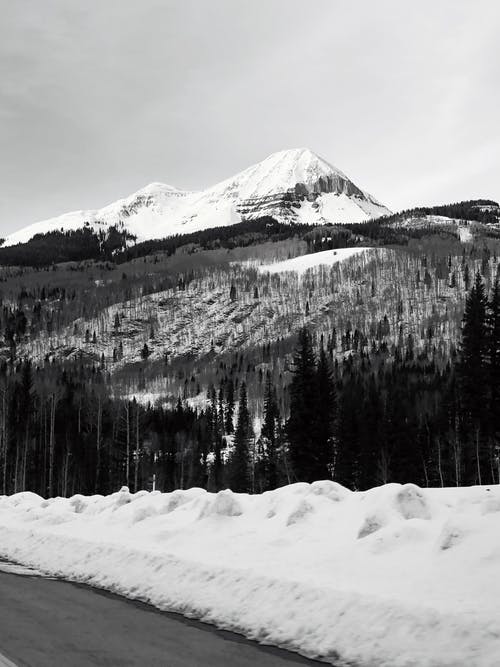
(1, 482, 499, 666)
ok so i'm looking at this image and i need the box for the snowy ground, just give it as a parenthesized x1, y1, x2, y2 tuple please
(256, 247, 376, 275)
(1, 482, 499, 666)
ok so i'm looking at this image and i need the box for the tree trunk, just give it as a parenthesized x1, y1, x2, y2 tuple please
(436, 438, 444, 488)
(1, 390, 7, 495)
(95, 396, 102, 493)
(48, 394, 56, 497)
(125, 403, 130, 488)
(475, 427, 482, 485)
(134, 404, 140, 493)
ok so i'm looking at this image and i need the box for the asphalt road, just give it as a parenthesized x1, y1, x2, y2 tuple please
(0, 563, 324, 667)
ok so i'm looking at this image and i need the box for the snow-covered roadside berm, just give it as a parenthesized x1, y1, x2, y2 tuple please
(1, 482, 500, 666)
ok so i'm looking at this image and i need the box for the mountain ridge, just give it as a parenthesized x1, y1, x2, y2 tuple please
(3, 148, 391, 247)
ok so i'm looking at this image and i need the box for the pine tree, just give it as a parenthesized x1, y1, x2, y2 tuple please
(461, 273, 488, 416)
(227, 382, 252, 492)
(357, 373, 384, 489)
(464, 264, 470, 291)
(261, 373, 279, 489)
(460, 272, 488, 483)
(225, 379, 235, 434)
(336, 371, 361, 488)
(487, 279, 500, 409)
(487, 280, 500, 479)
(18, 361, 35, 492)
(315, 345, 336, 479)
(287, 328, 319, 482)
(206, 385, 223, 491)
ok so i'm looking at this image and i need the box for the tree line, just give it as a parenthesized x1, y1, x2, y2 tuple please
(1, 272, 499, 497)
(283, 273, 500, 489)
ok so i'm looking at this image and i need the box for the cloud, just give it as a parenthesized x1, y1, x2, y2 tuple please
(0, 0, 498, 233)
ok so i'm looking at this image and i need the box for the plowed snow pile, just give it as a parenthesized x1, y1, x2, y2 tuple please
(1, 482, 499, 666)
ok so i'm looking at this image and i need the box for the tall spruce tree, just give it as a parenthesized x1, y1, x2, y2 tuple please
(225, 379, 235, 434)
(227, 382, 252, 492)
(207, 385, 223, 491)
(356, 373, 383, 490)
(315, 345, 336, 479)
(460, 272, 488, 483)
(487, 279, 500, 479)
(336, 370, 362, 488)
(287, 328, 320, 482)
(261, 373, 280, 489)
(17, 361, 35, 492)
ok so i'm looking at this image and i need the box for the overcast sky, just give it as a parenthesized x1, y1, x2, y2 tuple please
(1, 0, 499, 235)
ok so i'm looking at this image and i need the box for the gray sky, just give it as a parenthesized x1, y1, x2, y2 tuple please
(1, 0, 499, 235)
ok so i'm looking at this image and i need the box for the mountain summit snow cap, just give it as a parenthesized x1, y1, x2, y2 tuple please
(208, 147, 351, 200)
(4, 147, 390, 247)
(205, 147, 386, 207)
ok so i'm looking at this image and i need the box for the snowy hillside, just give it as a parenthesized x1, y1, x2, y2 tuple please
(1, 482, 499, 666)
(18, 248, 394, 371)
(4, 149, 391, 247)
(256, 247, 376, 274)
(390, 214, 474, 242)
(14, 241, 477, 406)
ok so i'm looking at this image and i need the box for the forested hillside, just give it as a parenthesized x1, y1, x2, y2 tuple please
(1, 198, 498, 268)
(0, 209, 499, 497)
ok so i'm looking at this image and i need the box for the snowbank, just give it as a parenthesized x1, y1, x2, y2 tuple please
(1, 482, 499, 666)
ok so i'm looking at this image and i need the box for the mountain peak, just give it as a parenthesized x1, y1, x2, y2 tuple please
(261, 147, 344, 177)
(267, 147, 319, 159)
(4, 149, 391, 248)
(208, 147, 350, 202)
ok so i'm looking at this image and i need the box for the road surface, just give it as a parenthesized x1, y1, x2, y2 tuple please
(0, 562, 324, 667)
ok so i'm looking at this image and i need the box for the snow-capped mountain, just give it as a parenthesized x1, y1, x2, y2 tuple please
(4, 148, 391, 247)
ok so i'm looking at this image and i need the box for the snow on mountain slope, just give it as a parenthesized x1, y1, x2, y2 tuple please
(20, 248, 393, 371)
(390, 214, 475, 242)
(3, 183, 193, 247)
(256, 247, 376, 275)
(4, 149, 391, 247)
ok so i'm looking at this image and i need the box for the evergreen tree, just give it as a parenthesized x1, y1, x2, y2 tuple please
(315, 345, 336, 479)
(18, 361, 35, 492)
(460, 272, 488, 482)
(260, 373, 279, 489)
(287, 328, 319, 482)
(225, 379, 235, 434)
(336, 371, 361, 488)
(227, 382, 252, 492)
(488, 280, 500, 410)
(464, 264, 470, 291)
(487, 280, 500, 477)
(357, 374, 384, 489)
(207, 384, 223, 491)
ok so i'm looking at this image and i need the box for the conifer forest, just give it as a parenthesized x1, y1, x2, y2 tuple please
(0, 209, 499, 497)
